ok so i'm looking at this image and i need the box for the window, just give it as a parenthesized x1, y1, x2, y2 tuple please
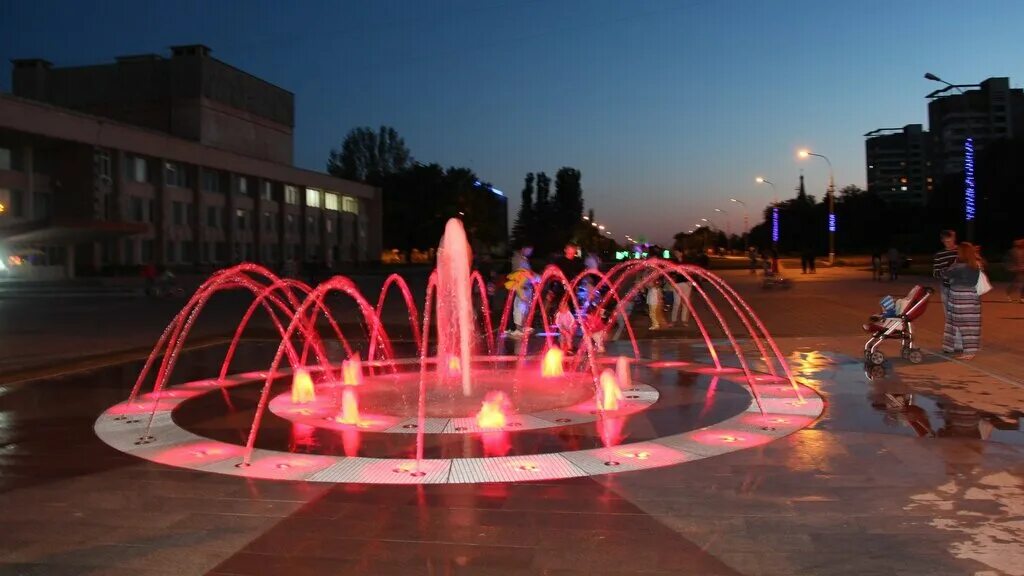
(147, 199, 155, 223)
(165, 162, 190, 188)
(342, 196, 359, 214)
(261, 181, 274, 201)
(286, 213, 296, 233)
(32, 192, 51, 220)
(305, 188, 321, 208)
(173, 201, 185, 226)
(237, 176, 249, 196)
(166, 240, 177, 263)
(94, 150, 111, 180)
(141, 239, 154, 263)
(307, 215, 315, 232)
(326, 219, 332, 234)
(325, 192, 339, 211)
(203, 170, 222, 193)
(215, 242, 227, 262)
(0, 148, 11, 171)
(263, 211, 273, 232)
(284, 185, 299, 205)
(236, 209, 248, 231)
(126, 156, 148, 183)
(182, 241, 194, 262)
(207, 206, 220, 228)
(131, 197, 145, 222)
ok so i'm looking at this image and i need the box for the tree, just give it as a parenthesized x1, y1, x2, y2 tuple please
(553, 167, 584, 233)
(511, 173, 535, 248)
(327, 126, 411, 184)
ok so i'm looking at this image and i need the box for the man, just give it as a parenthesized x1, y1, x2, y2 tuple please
(933, 230, 958, 351)
(554, 242, 586, 284)
(887, 246, 901, 281)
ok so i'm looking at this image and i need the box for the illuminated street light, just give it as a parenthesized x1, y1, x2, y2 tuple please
(598, 225, 605, 230)
(582, 215, 590, 221)
(797, 149, 836, 263)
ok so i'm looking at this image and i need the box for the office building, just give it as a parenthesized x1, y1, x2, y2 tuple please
(0, 45, 380, 279)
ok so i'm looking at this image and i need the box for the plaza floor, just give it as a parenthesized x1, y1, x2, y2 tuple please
(0, 267, 1022, 575)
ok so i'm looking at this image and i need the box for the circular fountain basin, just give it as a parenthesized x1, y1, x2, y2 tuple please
(95, 357, 824, 484)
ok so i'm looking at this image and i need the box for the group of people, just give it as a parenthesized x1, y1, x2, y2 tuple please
(504, 243, 700, 353)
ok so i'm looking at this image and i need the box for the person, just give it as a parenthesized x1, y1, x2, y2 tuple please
(553, 242, 586, 319)
(1006, 238, 1024, 303)
(668, 252, 692, 327)
(933, 230, 959, 349)
(941, 242, 983, 360)
(886, 246, 900, 281)
(808, 249, 816, 274)
(583, 304, 609, 353)
(506, 245, 536, 337)
(871, 251, 883, 282)
(748, 247, 759, 275)
(141, 262, 157, 296)
(646, 278, 665, 330)
(555, 300, 576, 352)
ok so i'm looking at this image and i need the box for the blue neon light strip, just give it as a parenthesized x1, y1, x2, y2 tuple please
(828, 213, 836, 233)
(964, 137, 975, 221)
(771, 207, 779, 242)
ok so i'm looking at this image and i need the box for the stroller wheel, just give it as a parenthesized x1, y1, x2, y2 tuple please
(907, 349, 924, 364)
(900, 347, 910, 359)
(868, 365, 886, 379)
(868, 351, 885, 366)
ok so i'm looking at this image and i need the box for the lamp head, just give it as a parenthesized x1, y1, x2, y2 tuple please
(798, 149, 810, 158)
(924, 72, 941, 82)
(755, 176, 765, 183)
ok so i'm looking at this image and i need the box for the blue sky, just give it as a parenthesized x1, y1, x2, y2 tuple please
(2, 0, 1022, 244)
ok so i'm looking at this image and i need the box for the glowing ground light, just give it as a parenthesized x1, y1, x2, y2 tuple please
(771, 207, 780, 242)
(476, 391, 510, 428)
(542, 347, 564, 378)
(516, 463, 540, 472)
(624, 451, 651, 460)
(598, 369, 623, 411)
(964, 137, 976, 221)
(721, 435, 743, 443)
(290, 369, 316, 404)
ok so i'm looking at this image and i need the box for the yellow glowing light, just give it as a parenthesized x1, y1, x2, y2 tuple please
(290, 369, 316, 404)
(476, 391, 510, 428)
(598, 369, 623, 411)
(0, 202, 6, 213)
(798, 149, 810, 158)
(342, 356, 362, 386)
(721, 435, 743, 443)
(335, 387, 360, 425)
(755, 177, 765, 183)
(541, 347, 564, 378)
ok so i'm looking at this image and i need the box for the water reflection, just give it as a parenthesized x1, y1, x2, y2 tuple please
(864, 363, 1021, 443)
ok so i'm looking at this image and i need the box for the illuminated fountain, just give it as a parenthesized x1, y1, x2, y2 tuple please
(96, 217, 824, 484)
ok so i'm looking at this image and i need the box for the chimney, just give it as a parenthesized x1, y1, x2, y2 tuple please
(170, 44, 212, 58)
(10, 58, 53, 100)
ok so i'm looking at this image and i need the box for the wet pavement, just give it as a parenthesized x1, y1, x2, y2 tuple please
(1, 334, 1023, 575)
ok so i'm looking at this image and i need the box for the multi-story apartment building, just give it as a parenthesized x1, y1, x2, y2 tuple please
(0, 45, 380, 279)
(864, 124, 932, 204)
(927, 77, 1024, 175)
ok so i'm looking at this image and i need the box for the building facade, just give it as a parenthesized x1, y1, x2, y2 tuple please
(0, 46, 380, 279)
(927, 77, 1024, 175)
(864, 124, 932, 204)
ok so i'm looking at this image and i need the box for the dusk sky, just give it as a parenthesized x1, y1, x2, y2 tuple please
(3, 0, 1022, 245)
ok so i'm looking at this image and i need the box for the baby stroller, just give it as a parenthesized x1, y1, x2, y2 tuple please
(863, 285, 933, 365)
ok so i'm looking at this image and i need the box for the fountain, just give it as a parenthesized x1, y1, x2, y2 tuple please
(96, 217, 825, 484)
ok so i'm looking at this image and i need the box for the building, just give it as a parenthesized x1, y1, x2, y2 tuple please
(0, 45, 380, 279)
(927, 77, 1024, 175)
(864, 124, 932, 204)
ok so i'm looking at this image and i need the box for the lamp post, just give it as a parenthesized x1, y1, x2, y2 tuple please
(729, 198, 748, 248)
(925, 72, 979, 243)
(797, 150, 836, 264)
(756, 177, 779, 250)
(713, 208, 731, 250)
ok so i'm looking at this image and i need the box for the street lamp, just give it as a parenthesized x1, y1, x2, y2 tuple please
(797, 149, 836, 264)
(729, 198, 749, 249)
(755, 177, 779, 250)
(925, 72, 979, 242)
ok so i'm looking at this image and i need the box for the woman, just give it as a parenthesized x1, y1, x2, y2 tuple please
(941, 242, 983, 360)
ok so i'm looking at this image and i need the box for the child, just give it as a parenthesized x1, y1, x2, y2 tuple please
(583, 304, 609, 353)
(647, 279, 665, 330)
(554, 300, 576, 352)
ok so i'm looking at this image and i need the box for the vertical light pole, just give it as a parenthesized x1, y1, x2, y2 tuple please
(729, 198, 748, 249)
(713, 208, 731, 250)
(798, 150, 835, 264)
(755, 177, 779, 250)
(925, 72, 978, 242)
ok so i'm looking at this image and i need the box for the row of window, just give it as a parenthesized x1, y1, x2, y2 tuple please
(115, 152, 360, 215)
(0, 188, 51, 220)
(109, 238, 342, 266)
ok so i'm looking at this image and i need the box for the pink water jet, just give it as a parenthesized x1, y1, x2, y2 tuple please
(291, 369, 316, 404)
(336, 387, 361, 425)
(342, 356, 362, 386)
(436, 218, 474, 396)
(615, 356, 631, 390)
(597, 369, 623, 411)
